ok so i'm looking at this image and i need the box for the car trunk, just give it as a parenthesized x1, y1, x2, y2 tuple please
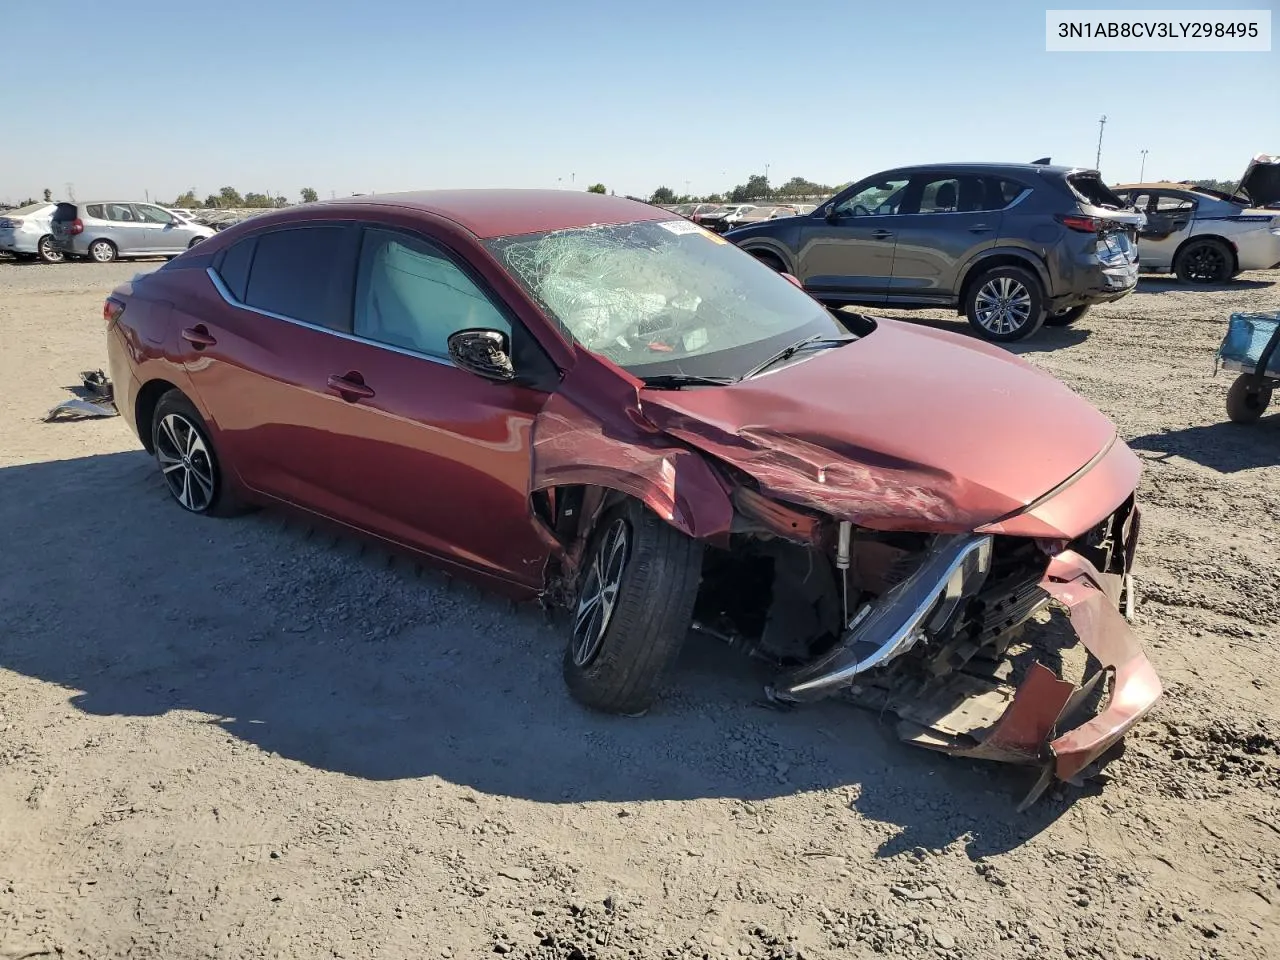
(49, 203, 79, 242)
(1236, 153, 1280, 207)
(1064, 172, 1144, 265)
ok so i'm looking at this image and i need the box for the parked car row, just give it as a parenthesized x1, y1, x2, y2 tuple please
(715, 155, 1279, 342)
(46, 201, 216, 262)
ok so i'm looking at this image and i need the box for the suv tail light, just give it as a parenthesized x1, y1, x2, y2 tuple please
(104, 297, 126, 326)
(70, 217, 85, 235)
(1057, 214, 1103, 233)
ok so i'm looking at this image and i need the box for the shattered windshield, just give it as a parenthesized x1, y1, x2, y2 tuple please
(485, 219, 844, 379)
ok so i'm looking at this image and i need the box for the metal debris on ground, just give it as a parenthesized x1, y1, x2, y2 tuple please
(43, 369, 117, 422)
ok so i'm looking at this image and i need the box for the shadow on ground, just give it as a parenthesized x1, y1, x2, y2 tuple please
(1132, 277, 1274, 295)
(0, 448, 1081, 858)
(1129, 417, 1280, 472)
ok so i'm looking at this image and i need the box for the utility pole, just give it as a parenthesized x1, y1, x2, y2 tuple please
(1139, 149, 1149, 182)
(65, 182, 75, 200)
(1095, 115, 1107, 170)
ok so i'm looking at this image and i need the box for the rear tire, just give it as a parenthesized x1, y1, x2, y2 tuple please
(151, 391, 249, 517)
(1174, 238, 1232, 284)
(563, 500, 704, 716)
(36, 235, 64, 263)
(188, 236, 205, 248)
(1226, 376, 1272, 424)
(89, 239, 117, 263)
(1045, 304, 1090, 327)
(964, 265, 1046, 342)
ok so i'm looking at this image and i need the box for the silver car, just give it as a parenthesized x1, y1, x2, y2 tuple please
(0, 202, 63, 262)
(49, 201, 215, 262)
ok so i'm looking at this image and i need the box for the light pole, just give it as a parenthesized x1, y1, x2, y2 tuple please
(1095, 115, 1107, 170)
(1139, 149, 1149, 182)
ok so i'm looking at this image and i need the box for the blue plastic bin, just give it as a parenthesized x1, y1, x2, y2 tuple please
(1218, 312, 1280, 378)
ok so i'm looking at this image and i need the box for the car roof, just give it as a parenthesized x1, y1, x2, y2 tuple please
(875, 162, 1087, 177)
(323, 189, 671, 239)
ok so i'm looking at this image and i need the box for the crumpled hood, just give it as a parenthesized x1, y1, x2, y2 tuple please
(640, 318, 1118, 532)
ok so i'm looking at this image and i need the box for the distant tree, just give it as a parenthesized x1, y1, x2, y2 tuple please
(1192, 178, 1240, 196)
(729, 174, 772, 202)
(203, 194, 221, 208)
(586, 183, 607, 194)
(172, 189, 200, 208)
(243, 192, 271, 208)
(775, 176, 835, 198)
(42, 188, 52, 202)
(703, 193, 724, 203)
(300, 186, 319, 203)
(650, 185, 676, 204)
(218, 186, 244, 207)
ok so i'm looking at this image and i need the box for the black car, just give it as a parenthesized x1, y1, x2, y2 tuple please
(725, 163, 1145, 342)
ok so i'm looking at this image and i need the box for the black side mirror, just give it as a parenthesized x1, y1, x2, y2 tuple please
(823, 204, 838, 222)
(447, 328, 515, 382)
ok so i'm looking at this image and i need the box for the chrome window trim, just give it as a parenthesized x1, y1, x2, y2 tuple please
(205, 266, 454, 369)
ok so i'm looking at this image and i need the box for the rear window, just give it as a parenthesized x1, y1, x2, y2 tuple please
(85, 204, 104, 219)
(215, 237, 257, 302)
(243, 226, 351, 330)
(1066, 174, 1125, 211)
(52, 203, 78, 222)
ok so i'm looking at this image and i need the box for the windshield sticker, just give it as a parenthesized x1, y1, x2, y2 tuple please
(657, 219, 700, 235)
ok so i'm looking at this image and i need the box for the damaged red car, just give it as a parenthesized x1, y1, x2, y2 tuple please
(104, 190, 1161, 798)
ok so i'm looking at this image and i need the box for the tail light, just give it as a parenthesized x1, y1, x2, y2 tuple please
(104, 297, 126, 326)
(70, 218, 84, 235)
(1057, 214, 1103, 233)
(1, 218, 22, 228)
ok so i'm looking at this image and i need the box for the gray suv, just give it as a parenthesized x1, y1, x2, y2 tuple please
(726, 163, 1144, 341)
(50, 201, 214, 263)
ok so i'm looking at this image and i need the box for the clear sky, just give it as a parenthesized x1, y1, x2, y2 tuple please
(2, 0, 1276, 205)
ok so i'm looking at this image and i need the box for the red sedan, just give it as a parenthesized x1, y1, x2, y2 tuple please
(104, 190, 1160, 800)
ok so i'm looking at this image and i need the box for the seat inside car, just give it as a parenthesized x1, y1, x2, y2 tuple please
(933, 181, 958, 212)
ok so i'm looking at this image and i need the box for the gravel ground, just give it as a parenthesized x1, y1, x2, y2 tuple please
(1, 259, 1277, 960)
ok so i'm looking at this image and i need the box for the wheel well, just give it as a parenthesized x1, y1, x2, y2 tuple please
(1174, 234, 1237, 274)
(134, 379, 180, 453)
(957, 255, 1046, 314)
(747, 248, 787, 272)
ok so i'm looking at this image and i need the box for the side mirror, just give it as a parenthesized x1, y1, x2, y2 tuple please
(447, 328, 515, 382)
(823, 204, 838, 222)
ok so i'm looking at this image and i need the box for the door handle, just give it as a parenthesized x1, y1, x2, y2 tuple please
(871, 229, 893, 239)
(968, 224, 993, 233)
(181, 325, 217, 349)
(327, 373, 375, 402)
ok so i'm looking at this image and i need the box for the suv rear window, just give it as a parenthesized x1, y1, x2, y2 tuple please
(1066, 174, 1125, 211)
(243, 226, 352, 330)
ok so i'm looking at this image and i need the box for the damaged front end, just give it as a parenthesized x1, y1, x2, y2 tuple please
(699, 487, 1161, 806)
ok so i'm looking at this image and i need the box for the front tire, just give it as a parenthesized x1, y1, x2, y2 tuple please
(1226, 375, 1272, 424)
(563, 500, 704, 716)
(151, 391, 245, 516)
(1174, 238, 1232, 284)
(1045, 304, 1090, 327)
(89, 239, 117, 263)
(37, 235, 64, 263)
(965, 265, 1046, 342)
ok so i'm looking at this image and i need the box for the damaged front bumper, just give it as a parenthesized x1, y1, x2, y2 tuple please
(769, 541, 1162, 799)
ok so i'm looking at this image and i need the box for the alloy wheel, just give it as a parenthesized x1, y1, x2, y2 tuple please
(90, 241, 115, 263)
(571, 518, 630, 667)
(155, 413, 216, 512)
(1184, 243, 1227, 283)
(38, 236, 63, 263)
(974, 276, 1033, 335)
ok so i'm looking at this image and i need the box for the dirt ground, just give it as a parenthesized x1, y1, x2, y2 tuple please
(1, 259, 1277, 960)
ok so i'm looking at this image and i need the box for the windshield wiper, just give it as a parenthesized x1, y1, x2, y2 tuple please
(639, 373, 737, 390)
(742, 334, 853, 380)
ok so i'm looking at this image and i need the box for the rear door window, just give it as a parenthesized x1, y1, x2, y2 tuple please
(214, 237, 257, 302)
(85, 204, 104, 219)
(104, 203, 137, 222)
(1155, 193, 1196, 213)
(242, 225, 356, 331)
